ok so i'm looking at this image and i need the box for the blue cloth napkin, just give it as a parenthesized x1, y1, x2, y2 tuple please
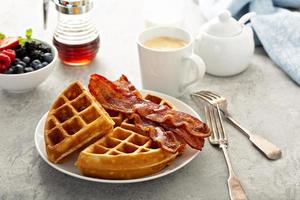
(199, 0, 300, 85)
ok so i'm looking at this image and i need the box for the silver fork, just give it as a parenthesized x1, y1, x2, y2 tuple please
(192, 91, 282, 160)
(205, 105, 247, 200)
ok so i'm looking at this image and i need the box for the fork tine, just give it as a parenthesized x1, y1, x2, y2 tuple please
(205, 106, 219, 142)
(203, 91, 219, 100)
(192, 92, 212, 100)
(205, 91, 222, 99)
(192, 92, 214, 104)
(211, 107, 221, 141)
(214, 106, 227, 142)
(204, 106, 214, 141)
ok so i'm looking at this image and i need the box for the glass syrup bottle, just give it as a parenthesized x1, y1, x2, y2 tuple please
(53, 0, 99, 66)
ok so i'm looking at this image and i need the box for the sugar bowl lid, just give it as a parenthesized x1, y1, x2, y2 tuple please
(204, 11, 242, 37)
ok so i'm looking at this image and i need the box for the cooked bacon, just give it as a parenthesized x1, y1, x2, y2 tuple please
(89, 74, 211, 152)
(113, 75, 142, 98)
(133, 102, 210, 138)
(89, 74, 142, 113)
(127, 114, 186, 153)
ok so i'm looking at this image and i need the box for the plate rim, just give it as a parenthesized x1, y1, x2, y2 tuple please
(35, 89, 202, 184)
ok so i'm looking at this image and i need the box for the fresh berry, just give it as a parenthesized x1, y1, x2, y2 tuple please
(42, 61, 48, 67)
(31, 59, 41, 69)
(10, 65, 17, 71)
(1, 49, 16, 61)
(0, 37, 19, 51)
(42, 53, 53, 63)
(15, 45, 27, 58)
(18, 61, 26, 67)
(39, 44, 51, 53)
(24, 41, 38, 52)
(0, 64, 6, 73)
(15, 58, 21, 63)
(14, 64, 24, 74)
(22, 56, 30, 64)
(24, 67, 34, 73)
(35, 64, 43, 70)
(0, 53, 11, 72)
(4, 67, 14, 74)
(30, 49, 43, 60)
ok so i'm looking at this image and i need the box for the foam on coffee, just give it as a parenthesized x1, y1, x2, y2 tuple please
(143, 36, 187, 50)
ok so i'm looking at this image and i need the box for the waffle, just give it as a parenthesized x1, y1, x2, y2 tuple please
(144, 93, 175, 109)
(44, 81, 115, 163)
(76, 127, 178, 179)
(105, 108, 124, 127)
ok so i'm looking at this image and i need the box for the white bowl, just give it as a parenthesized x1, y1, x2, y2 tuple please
(0, 39, 58, 93)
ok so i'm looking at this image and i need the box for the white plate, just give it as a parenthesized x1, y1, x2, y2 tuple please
(35, 90, 202, 183)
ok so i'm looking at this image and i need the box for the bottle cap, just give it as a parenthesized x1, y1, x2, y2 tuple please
(54, 0, 93, 15)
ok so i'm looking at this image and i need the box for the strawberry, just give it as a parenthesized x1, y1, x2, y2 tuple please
(1, 49, 16, 61)
(0, 37, 19, 51)
(0, 53, 11, 73)
(0, 64, 6, 73)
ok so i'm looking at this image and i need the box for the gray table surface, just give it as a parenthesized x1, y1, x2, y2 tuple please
(1, 0, 300, 200)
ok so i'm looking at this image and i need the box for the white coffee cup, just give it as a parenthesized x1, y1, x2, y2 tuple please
(137, 26, 206, 97)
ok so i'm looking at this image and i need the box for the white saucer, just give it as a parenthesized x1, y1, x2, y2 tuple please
(35, 90, 202, 183)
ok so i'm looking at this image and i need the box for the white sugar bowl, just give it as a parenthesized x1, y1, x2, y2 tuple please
(194, 11, 255, 76)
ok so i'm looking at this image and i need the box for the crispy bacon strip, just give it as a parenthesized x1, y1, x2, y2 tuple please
(89, 74, 210, 151)
(133, 102, 210, 138)
(113, 75, 143, 98)
(89, 74, 142, 113)
(127, 114, 186, 153)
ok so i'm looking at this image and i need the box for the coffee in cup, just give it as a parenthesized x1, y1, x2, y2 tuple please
(143, 36, 187, 51)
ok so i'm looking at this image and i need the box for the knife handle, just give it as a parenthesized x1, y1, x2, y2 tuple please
(221, 145, 247, 200)
(228, 175, 248, 200)
(249, 134, 282, 160)
(226, 115, 282, 160)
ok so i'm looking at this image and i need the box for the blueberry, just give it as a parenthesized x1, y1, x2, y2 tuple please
(18, 61, 27, 67)
(15, 46, 26, 58)
(35, 64, 43, 70)
(30, 49, 43, 60)
(42, 53, 53, 63)
(31, 59, 41, 69)
(25, 41, 41, 53)
(15, 58, 21, 63)
(11, 65, 18, 72)
(11, 65, 17, 70)
(39, 44, 51, 53)
(4, 68, 14, 74)
(42, 62, 48, 67)
(22, 56, 31, 64)
(14, 64, 24, 74)
(24, 67, 34, 73)
(32, 59, 41, 64)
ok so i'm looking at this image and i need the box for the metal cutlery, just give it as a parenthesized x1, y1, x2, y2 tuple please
(192, 91, 282, 160)
(205, 105, 247, 200)
(43, 0, 50, 29)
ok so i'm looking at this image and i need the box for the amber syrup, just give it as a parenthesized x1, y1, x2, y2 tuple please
(53, 37, 100, 66)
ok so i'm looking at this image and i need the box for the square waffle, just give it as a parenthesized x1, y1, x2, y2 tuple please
(143, 94, 175, 109)
(105, 108, 124, 127)
(76, 127, 177, 179)
(44, 81, 114, 163)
